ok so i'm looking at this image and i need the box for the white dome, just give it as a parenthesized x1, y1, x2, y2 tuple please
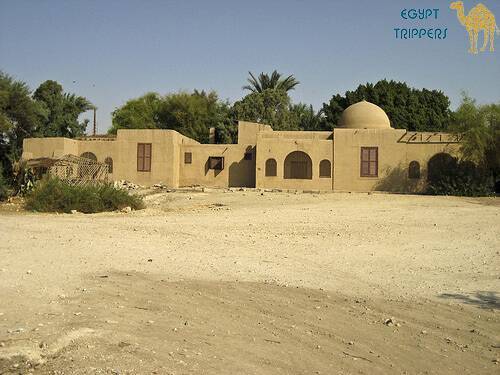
(338, 101, 391, 129)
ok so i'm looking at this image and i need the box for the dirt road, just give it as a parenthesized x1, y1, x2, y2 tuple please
(0, 190, 499, 374)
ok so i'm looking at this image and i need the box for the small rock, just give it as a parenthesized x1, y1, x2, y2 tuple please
(348, 341, 354, 345)
(26, 270, 32, 275)
(121, 206, 132, 213)
(70, 209, 78, 214)
(421, 330, 427, 335)
(384, 317, 395, 326)
(106, 320, 118, 324)
(147, 320, 154, 324)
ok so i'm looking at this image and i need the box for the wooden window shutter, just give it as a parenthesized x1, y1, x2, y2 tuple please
(360, 147, 378, 177)
(137, 143, 152, 172)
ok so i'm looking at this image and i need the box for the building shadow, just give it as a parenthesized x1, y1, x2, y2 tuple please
(374, 164, 426, 193)
(438, 291, 499, 310)
(228, 146, 255, 187)
(204, 159, 222, 177)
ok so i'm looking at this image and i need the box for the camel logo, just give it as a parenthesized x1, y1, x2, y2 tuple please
(450, 1, 499, 53)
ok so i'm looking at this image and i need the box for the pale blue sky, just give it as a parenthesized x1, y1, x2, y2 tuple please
(1, 0, 499, 133)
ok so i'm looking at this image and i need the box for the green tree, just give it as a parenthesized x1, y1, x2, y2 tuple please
(109, 92, 162, 133)
(451, 93, 500, 189)
(33, 80, 92, 137)
(0, 72, 46, 179)
(291, 103, 327, 131)
(231, 89, 299, 131)
(243, 70, 300, 93)
(110, 90, 232, 144)
(322, 80, 452, 131)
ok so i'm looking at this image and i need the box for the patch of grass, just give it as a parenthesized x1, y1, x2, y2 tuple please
(25, 177, 144, 213)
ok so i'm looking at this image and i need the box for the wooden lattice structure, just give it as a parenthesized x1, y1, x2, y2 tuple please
(47, 154, 109, 185)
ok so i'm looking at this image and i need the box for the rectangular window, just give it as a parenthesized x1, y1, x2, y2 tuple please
(184, 152, 192, 164)
(137, 143, 152, 172)
(360, 147, 378, 177)
(208, 156, 224, 171)
(244, 152, 252, 161)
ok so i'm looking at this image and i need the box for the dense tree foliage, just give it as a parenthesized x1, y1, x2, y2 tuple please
(110, 93, 162, 132)
(243, 71, 299, 93)
(33, 80, 92, 138)
(291, 103, 327, 131)
(322, 80, 452, 131)
(110, 90, 232, 143)
(0, 72, 91, 183)
(450, 94, 500, 191)
(0, 72, 45, 177)
(231, 89, 299, 131)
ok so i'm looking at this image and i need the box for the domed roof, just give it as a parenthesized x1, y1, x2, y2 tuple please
(338, 101, 391, 129)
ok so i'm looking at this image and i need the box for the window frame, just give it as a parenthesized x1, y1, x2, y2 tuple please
(319, 159, 332, 178)
(265, 158, 277, 177)
(184, 152, 192, 164)
(360, 147, 378, 177)
(137, 143, 152, 172)
(208, 156, 224, 171)
(104, 157, 113, 173)
(408, 160, 421, 179)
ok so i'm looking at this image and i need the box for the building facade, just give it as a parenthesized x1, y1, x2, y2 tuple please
(22, 101, 460, 193)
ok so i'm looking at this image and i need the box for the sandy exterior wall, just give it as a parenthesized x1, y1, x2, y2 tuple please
(179, 144, 256, 188)
(333, 128, 460, 192)
(255, 131, 334, 191)
(22, 137, 79, 159)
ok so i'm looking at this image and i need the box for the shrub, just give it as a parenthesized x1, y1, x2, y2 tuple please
(0, 164, 8, 201)
(25, 177, 144, 213)
(426, 153, 493, 196)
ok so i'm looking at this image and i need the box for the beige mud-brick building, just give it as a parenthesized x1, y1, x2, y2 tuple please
(22, 101, 460, 192)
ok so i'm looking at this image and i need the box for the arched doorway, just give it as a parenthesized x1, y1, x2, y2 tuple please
(284, 151, 312, 179)
(427, 153, 456, 184)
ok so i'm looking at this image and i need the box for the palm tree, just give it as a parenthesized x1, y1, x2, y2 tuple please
(243, 70, 299, 93)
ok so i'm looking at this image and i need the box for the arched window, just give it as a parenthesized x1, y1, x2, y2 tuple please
(284, 151, 312, 179)
(408, 161, 420, 179)
(80, 152, 97, 161)
(319, 159, 331, 178)
(105, 157, 113, 173)
(265, 158, 277, 177)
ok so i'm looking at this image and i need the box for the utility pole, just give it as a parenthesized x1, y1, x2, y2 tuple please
(93, 107, 97, 136)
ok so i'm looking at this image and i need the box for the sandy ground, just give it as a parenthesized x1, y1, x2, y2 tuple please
(0, 189, 499, 374)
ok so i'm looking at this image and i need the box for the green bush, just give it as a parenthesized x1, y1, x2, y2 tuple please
(426, 153, 494, 196)
(25, 177, 144, 213)
(0, 164, 8, 201)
